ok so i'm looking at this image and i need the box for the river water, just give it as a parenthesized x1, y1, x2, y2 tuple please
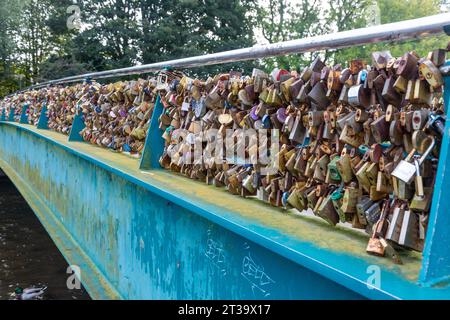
(0, 174, 91, 300)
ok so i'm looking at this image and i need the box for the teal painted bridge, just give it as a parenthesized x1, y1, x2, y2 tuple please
(1, 94, 450, 299)
(2, 15, 450, 300)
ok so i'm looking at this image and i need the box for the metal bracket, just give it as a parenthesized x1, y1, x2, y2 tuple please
(68, 112, 86, 142)
(139, 95, 165, 170)
(19, 104, 29, 124)
(8, 107, 15, 122)
(37, 104, 49, 129)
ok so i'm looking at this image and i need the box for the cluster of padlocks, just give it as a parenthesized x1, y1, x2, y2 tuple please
(26, 89, 47, 126)
(1, 79, 158, 156)
(156, 49, 447, 262)
(77, 79, 156, 155)
(1, 86, 78, 134)
(1, 94, 27, 123)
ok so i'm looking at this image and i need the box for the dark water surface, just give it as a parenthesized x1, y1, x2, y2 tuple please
(0, 175, 91, 300)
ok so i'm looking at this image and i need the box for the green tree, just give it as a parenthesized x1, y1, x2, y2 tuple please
(17, 0, 55, 82)
(0, 0, 27, 97)
(324, 0, 372, 65)
(330, 0, 448, 65)
(36, 55, 90, 83)
(255, 0, 323, 70)
(371, 0, 448, 58)
(72, 0, 141, 72)
(139, 0, 257, 77)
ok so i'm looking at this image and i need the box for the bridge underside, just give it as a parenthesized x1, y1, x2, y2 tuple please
(1, 122, 450, 300)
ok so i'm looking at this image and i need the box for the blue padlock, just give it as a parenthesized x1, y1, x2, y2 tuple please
(123, 144, 132, 153)
(262, 114, 271, 129)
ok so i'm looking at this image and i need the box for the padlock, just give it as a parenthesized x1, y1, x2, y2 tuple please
(341, 185, 360, 214)
(304, 156, 317, 178)
(327, 155, 341, 182)
(296, 80, 311, 103)
(300, 67, 313, 82)
(349, 59, 366, 75)
(398, 210, 422, 251)
(396, 52, 418, 79)
(364, 162, 379, 186)
(308, 82, 329, 110)
(366, 236, 385, 256)
(339, 124, 363, 148)
(337, 85, 349, 104)
(419, 60, 443, 89)
(289, 79, 304, 102)
(327, 70, 342, 91)
(428, 48, 447, 67)
(287, 188, 306, 211)
(367, 200, 390, 255)
(314, 154, 329, 180)
(348, 85, 370, 108)
(382, 77, 401, 106)
(310, 57, 326, 72)
(317, 192, 340, 226)
(372, 51, 392, 70)
(393, 76, 408, 94)
(281, 77, 295, 101)
(330, 187, 345, 223)
(392, 136, 435, 184)
(404, 80, 416, 102)
(409, 187, 433, 213)
(394, 178, 414, 200)
(386, 203, 405, 244)
(356, 196, 372, 225)
(306, 188, 319, 210)
(413, 79, 432, 106)
(370, 115, 389, 143)
(335, 153, 354, 183)
(376, 171, 392, 194)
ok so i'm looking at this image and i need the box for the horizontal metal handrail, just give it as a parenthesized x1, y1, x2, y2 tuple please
(16, 13, 450, 92)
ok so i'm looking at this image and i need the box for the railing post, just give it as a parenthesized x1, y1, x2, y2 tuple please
(37, 104, 49, 129)
(19, 103, 29, 124)
(419, 60, 450, 286)
(140, 95, 165, 170)
(8, 107, 15, 122)
(68, 111, 86, 142)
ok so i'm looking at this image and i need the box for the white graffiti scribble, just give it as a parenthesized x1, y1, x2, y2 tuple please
(205, 235, 227, 276)
(241, 248, 275, 297)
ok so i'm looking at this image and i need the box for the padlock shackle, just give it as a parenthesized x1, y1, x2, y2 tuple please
(418, 136, 436, 166)
(414, 159, 421, 173)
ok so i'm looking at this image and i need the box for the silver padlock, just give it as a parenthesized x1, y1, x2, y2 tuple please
(386, 205, 405, 243)
(398, 210, 421, 251)
(392, 136, 435, 184)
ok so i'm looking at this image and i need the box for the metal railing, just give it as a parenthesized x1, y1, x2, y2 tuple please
(16, 13, 450, 92)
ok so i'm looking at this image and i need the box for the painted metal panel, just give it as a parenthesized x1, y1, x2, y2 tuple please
(0, 123, 364, 299)
(419, 63, 450, 286)
(1, 123, 450, 299)
(140, 95, 165, 170)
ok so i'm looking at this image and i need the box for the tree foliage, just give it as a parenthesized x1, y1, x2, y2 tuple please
(0, 0, 448, 98)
